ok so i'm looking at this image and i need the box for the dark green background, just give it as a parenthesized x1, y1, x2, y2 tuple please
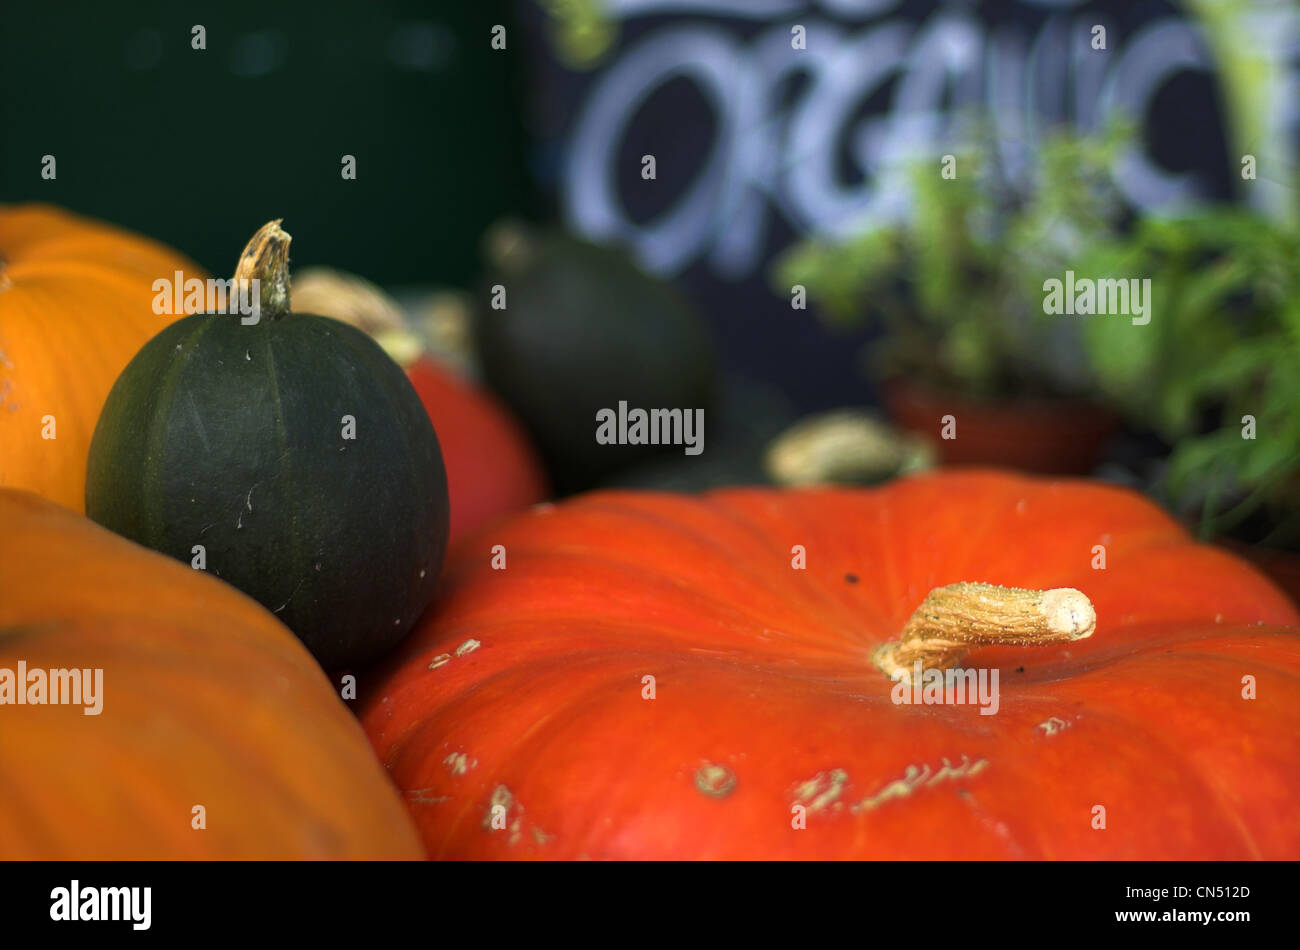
(1, 0, 537, 284)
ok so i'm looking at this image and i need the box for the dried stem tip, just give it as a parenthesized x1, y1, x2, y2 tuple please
(233, 219, 292, 319)
(485, 219, 534, 273)
(872, 582, 1096, 682)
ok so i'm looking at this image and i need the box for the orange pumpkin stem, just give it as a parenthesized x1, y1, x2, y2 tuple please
(872, 582, 1096, 682)
(233, 220, 292, 319)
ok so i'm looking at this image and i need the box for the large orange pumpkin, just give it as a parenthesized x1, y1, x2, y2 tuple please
(0, 204, 202, 511)
(361, 470, 1300, 859)
(0, 489, 422, 859)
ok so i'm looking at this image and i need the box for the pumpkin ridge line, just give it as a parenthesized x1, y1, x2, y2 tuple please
(530, 496, 888, 648)
(453, 548, 857, 654)
(711, 492, 898, 644)
(148, 316, 219, 544)
(1039, 696, 1270, 859)
(952, 780, 1036, 859)
(261, 329, 303, 620)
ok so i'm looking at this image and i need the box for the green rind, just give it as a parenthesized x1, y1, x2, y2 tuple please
(475, 232, 715, 493)
(86, 311, 449, 669)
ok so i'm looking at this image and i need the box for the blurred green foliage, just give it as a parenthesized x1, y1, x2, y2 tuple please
(1079, 209, 1300, 542)
(774, 123, 1299, 542)
(773, 122, 1129, 399)
(538, 0, 617, 68)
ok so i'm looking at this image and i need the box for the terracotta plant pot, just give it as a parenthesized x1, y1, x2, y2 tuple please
(881, 378, 1119, 475)
(1214, 538, 1300, 611)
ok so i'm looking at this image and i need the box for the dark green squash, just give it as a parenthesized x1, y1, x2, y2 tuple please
(85, 221, 448, 669)
(599, 373, 795, 492)
(474, 222, 714, 493)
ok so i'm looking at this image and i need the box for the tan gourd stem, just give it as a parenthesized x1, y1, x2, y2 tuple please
(233, 220, 292, 319)
(872, 582, 1096, 682)
(765, 409, 932, 486)
(485, 220, 533, 273)
(290, 267, 425, 367)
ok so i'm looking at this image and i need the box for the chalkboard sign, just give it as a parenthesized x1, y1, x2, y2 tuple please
(514, 0, 1297, 410)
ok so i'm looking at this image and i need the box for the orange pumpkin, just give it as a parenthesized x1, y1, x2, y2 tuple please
(405, 355, 549, 544)
(362, 471, 1300, 859)
(0, 204, 202, 511)
(0, 488, 422, 858)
